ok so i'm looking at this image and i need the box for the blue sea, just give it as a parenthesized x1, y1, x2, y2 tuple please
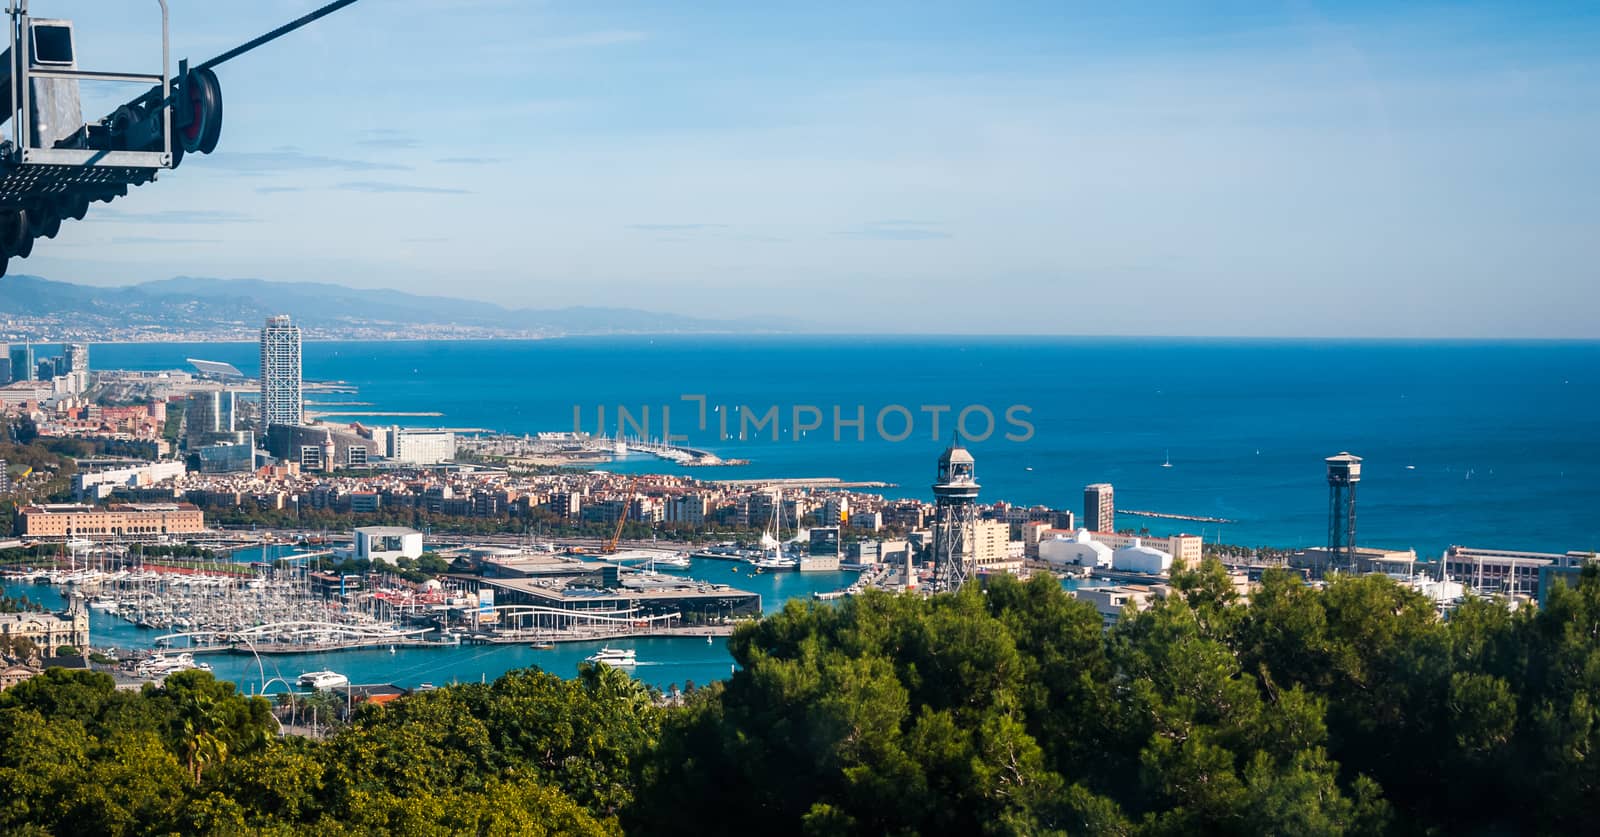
(77, 336, 1600, 556)
(13, 336, 1600, 692)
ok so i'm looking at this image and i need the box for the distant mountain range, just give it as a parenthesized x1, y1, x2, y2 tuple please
(0, 275, 782, 341)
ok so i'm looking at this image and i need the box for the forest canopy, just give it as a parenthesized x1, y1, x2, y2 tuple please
(2, 561, 1598, 835)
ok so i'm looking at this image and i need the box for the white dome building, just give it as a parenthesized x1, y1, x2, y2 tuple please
(1039, 529, 1113, 569)
(1112, 539, 1173, 575)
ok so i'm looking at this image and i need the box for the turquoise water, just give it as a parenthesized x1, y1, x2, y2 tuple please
(78, 336, 1600, 555)
(0, 571, 1104, 692)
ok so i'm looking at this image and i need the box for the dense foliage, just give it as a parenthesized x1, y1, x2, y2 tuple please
(3, 562, 1600, 835)
(633, 564, 1600, 835)
(0, 666, 648, 836)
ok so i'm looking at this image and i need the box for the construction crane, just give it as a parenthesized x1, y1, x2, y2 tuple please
(602, 475, 642, 555)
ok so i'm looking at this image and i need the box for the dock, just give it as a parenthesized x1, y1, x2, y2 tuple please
(1119, 509, 1236, 525)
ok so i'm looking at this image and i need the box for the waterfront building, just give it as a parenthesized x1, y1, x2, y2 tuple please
(845, 539, 911, 566)
(0, 600, 89, 656)
(1038, 530, 1113, 569)
(1093, 532, 1203, 567)
(389, 427, 456, 465)
(259, 315, 304, 428)
(464, 573, 762, 624)
(354, 526, 424, 562)
(1539, 564, 1593, 606)
(1293, 546, 1418, 577)
(17, 502, 205, 540)
(802, 526, 842, 572)
(1112, 539, 1175, 575)
(1444, 545, 1595, 598)
(1084, 483, 1115, 533)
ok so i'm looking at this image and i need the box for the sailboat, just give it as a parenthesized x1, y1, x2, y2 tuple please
(1161, 450, 1173, 469)
(754, 498, 800, 570)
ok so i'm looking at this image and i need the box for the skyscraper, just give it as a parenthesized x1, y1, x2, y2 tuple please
(1084, 483, 1115, 533)
(65, 343, 89, 374)
(8, 343, 34, 383)
(259, 315, 303, 428)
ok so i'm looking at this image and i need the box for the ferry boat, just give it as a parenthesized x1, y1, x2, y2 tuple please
(584, 647, 638, 666)
(298, 670, 350, 689)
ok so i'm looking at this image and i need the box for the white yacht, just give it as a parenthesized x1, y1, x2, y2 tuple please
(584, 647, 638, 666)
(137, 652, 208, 676)
(298, 670, 350, 689)
(652, 552, 693, 570)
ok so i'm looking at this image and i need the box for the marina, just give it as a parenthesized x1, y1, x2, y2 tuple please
(0, 558, 1106, 695)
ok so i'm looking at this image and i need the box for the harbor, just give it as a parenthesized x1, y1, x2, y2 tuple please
(0, 549, 873, 693)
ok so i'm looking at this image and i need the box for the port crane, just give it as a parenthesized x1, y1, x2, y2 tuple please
(602, 475, 643, 555)
(0, 0, 363, 276)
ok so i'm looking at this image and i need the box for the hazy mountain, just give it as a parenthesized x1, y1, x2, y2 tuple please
(0, 275, 785, 339)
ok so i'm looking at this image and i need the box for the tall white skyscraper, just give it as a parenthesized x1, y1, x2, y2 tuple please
(259, 315, 303, 428)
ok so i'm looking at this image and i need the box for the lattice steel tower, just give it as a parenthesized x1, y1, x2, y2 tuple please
(931, 437, 981, 591)
(1326, 452, 1362, 573)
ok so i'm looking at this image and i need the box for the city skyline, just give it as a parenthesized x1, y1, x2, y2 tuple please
(12, 1, 1600, 338)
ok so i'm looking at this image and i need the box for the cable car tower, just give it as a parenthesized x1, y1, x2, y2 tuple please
(0, 0, 362, 275)
(930, 436, 980, 591)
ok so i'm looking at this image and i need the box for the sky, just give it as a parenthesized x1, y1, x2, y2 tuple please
(17, 0, 1600, 337)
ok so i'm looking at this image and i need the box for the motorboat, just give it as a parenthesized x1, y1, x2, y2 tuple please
(136, 652, 205, 676)
(297, 670, 350, 689)
(584, 647, 638, 666)
(652, 553, 693, 570)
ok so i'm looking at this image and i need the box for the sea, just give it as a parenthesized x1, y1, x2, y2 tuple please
(10, 336, 1598, 692)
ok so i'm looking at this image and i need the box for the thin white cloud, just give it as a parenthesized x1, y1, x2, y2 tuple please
(533, 30, 648, 50)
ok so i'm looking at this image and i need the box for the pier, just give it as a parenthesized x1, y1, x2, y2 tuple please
(1119, 509, 1236, 525)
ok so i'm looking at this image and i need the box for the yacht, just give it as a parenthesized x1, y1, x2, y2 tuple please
(137, 652, 207, 676)
(298, 670, 350, 689)
(584, 647, 638, 666)
(652, 552, 693, 570)
(530, 640, 556, 650)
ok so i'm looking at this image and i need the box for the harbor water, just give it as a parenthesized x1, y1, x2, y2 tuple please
(0, 566, 1106, 693)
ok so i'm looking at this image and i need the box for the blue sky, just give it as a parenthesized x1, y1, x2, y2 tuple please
(23, 0, 1600, 336)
